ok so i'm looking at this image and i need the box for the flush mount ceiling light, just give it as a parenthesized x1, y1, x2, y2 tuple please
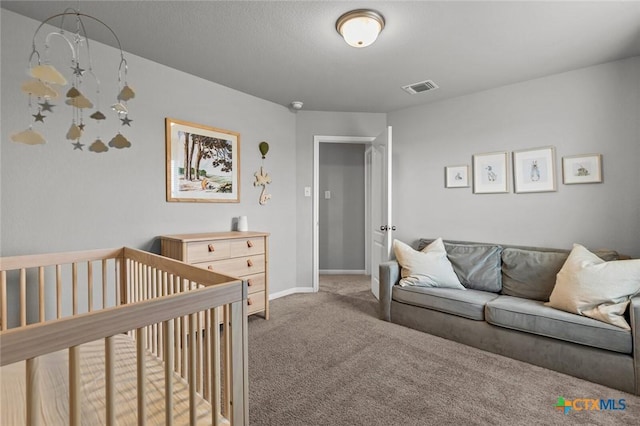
(336, 9, 385, 48)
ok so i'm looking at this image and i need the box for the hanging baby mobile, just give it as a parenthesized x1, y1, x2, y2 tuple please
(254, 141, 272, 205)
(11, 8, 135, 153)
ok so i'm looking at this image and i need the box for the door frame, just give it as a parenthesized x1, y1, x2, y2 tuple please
(313, 135, 376, 292)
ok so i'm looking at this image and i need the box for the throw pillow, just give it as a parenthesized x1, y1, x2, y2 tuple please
(393, 238, 465, 289)
(416, 239, 503, 292)
(502, 247, 620, 302)
(547, 244, 640, 329)
(443, 243, 502, 292)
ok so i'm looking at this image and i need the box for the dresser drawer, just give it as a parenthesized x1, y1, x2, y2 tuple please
(229, 237, 265, 257)
(245, 273, 265, 294)
(198, 254, 266, 277)
(160, 231, 270, 320)
(186, 241, 230, 263)
(247, 291, 266, 314)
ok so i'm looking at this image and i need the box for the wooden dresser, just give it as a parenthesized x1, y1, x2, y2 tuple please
(160, 231, 270, 319)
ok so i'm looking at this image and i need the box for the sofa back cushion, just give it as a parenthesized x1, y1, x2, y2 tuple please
(418, 239, 502, 292)
(501, 247, 620, 301)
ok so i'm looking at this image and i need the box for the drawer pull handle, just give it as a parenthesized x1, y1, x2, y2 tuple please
(207, 265, 213, 271)
(208, 244, 215, 252)
(247, 298, 253, 306)
(247, 279, 253, 287)
(247, 240, 254, 248)
(247, 259, 253, 267)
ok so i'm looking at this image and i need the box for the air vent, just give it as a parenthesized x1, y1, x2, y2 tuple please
(402, 80, 439, 95)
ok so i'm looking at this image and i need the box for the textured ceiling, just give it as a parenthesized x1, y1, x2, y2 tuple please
(3, 1, 640, 113)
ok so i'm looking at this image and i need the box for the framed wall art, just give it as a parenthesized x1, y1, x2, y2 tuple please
(445, 165, 470, 188)
(472, 152, 509, 194)
(562, 154, 603, 184)
(165, 117, 240, 202)
(512, 146, 556, 193)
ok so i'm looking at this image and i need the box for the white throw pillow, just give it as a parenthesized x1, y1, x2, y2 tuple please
(547, 244, 640, 329)
(394, 238, 465, 289)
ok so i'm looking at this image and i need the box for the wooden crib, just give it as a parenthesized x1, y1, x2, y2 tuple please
(0, 247, 248, 425)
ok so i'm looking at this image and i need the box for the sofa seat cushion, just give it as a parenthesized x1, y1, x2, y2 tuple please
(392, 285, 498, 321)
(485, 296, 632, 354)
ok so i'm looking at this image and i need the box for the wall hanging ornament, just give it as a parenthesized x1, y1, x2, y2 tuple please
(10, 8, 135, 153)
(254, 141, 272, 205)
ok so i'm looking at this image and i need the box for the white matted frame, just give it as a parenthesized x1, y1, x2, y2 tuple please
(166, 117, 240, 203)
(513, 146, 556, 193)
(473, 152, 509, 194)
(445, 165, 470, 188)
(562, 154, 603, 184)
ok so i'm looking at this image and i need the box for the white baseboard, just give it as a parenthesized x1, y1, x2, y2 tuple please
(269, 286, 315, 300)
(319, 269, 367, 275)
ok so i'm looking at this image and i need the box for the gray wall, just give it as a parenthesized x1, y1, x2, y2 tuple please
(319, 143, 366, 271)
(388, 57, 640, 257)
(295, 111, 387, 287)
(1, 10, 298, 295)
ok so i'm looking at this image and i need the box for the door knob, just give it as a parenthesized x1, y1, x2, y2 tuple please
(380, 225, 388, 231)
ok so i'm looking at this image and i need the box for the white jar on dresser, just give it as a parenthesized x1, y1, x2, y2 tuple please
(160, 231, 270, 319)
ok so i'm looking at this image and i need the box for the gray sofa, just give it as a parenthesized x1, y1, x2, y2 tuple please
(379, 239, 639, 395)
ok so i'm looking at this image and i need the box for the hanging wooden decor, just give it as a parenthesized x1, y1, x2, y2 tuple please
(254, 141, 272, 205)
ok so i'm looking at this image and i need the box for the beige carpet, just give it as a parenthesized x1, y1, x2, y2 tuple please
(247, 275, 639, 425)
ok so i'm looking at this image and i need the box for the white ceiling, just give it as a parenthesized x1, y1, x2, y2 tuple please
(3, 1, 640, 113)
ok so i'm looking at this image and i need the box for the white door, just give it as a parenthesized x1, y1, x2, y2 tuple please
(370, 126, 393, 299)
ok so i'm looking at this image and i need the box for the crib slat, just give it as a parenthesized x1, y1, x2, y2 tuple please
(196, 284, 203, 394)
(203, 307, 210, 401)
(56, 265, 62, 319)
(102, 259, 108, 309)
(1, 271, 7, 331)
(137, 327, 147, 425)
(171, 275, 180, 373)
(116, 257, 123, 306)
(70, 345, 81, 426)
(38, 266, 45, 322)
(182, 279, 188, 377)
(151, 268, 157, 355)
(72, 262, 78, 315)
(164, 319, 174, 426)
(20, 268, 26, 326)
(88, 261, 94, 312)
(105, 336, 115, 426)
(189, 312, 197, 425)
(26, 358, 41, 426)
(223, 304, 231, 417)
(212, 307, 222, 426)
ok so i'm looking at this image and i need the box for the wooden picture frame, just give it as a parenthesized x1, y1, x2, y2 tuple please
(513, 146, 556, 193)
(473, 152, 509, 194)
(562, 154, 603, 184)
(165, 118, 240, 202)
(445, 165, 470, 188)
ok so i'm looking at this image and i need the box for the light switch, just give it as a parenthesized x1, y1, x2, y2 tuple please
(324, 191, 331, 199)
(304, 187, 311, 197)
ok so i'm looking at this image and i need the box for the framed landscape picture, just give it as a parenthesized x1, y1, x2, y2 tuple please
(445, 165, 470, 188)
(165, 118, 240, 202)
(562, 154, 603, 184)
(513, 146, 556, 193)
(473, 152, 509, 194)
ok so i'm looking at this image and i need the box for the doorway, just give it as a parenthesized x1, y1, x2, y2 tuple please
(318, 142, 367, 275)
(313, 136, 375, 292)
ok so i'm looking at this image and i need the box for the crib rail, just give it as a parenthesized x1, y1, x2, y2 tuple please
(0, 247, 248, 425)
